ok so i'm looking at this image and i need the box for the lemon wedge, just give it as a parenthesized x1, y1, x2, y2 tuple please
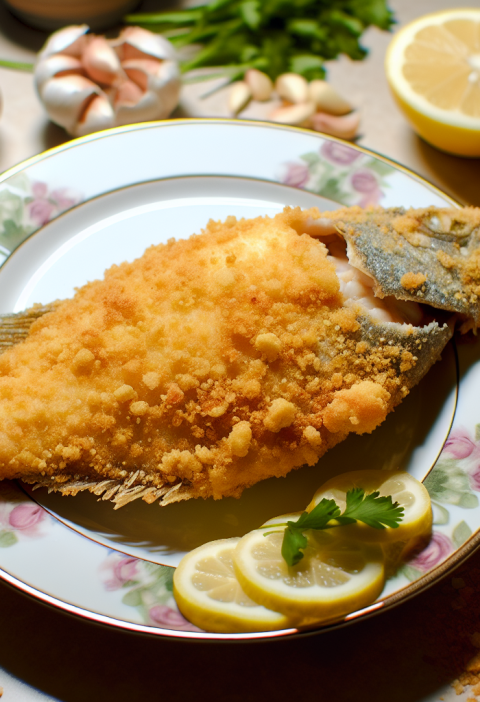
(385, 8, 480, 156)
(233, 515, 385, 621)
(173, 537, 294, 633)
(307, 470, 432, 544)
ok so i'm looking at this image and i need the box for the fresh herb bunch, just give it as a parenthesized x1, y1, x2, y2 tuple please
(269, 488, 404, 566)
(126, 0, 395, 81)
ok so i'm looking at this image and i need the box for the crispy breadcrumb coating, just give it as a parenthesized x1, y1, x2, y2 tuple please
(0, 208, 454, 503)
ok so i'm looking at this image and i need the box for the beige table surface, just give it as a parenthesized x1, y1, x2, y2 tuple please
(0, 1, 480, 701)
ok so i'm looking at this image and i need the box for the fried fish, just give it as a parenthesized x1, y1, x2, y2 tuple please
(0, 206, 478, 508)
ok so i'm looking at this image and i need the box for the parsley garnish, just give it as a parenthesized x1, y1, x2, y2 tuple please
(126, 0, 395, 82)
(268, 488, 404, 567)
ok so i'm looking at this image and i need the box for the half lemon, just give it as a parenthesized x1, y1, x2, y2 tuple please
(385, 8, 480, 156)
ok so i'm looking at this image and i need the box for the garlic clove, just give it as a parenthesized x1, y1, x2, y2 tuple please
(228, 81, 252, 114)
(310, 111, 360, 140)
(115, 79, 144, 106)
(40, 74, 102, 134)
(308, 80, 353, 116)
(115, 60, 181, 124)
(269, 101, 316, 126)
(245, 69, 273, 101)
(38, 25, 89, 61)
(34, 55, 85, 96)
(275, 73, 309, 104)
(73, 93, 115, 137)
(82, 35, 123, 87)
(129, 59, 179, 105)
(114, 26, 176, 62)
(122, 58, 163, 92)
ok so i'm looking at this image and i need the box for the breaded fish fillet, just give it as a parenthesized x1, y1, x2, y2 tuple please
(0, 206, 477, 507)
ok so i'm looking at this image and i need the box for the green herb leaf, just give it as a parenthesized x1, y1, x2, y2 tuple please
(289, 54, 325, 80)
(126, 0, 395, 81)
(347, 0, 395, 31)
(341, 488, 404, 529)
(240, 0, 262, 30)
(125, 9, 203, 25)
(0, 59, 34, 72)
(292, 499, 341, 531)
(277, 487, 404, 567)
(282, 525, 308, 566)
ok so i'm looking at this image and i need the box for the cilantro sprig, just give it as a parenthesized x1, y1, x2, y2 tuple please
(268, 488, 404, 567)
(126, 0, 395, 82)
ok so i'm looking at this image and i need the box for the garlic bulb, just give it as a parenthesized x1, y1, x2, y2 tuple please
(34, 25, 181, 137)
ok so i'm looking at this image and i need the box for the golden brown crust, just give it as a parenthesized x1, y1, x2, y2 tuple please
(0, 208, 453, 502)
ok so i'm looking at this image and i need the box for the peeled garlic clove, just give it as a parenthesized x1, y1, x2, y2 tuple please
(82, 35, 123, 87)
(115, 26, 176, 62)
(115, 60, 180, 124)
(308, 80, 353, 116)
(269, 101, 316, 126)
(38, 25, 89, 61)
(275, 73, 308, 104)
(228, 81, 252, 114)
(40, 74, 102, 134)
(35, 55, 85, 96)
(245, 69, 273, 101)
(73, 93, 115, 137)
(310, 111, 360, 140)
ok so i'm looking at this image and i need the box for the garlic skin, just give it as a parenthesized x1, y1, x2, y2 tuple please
(115, 27, 176, 62)
(34, 25, 181, 137)
(34, 54, 85, 94)
(38, 24, 89, 61)
(41, 74, 104, 135)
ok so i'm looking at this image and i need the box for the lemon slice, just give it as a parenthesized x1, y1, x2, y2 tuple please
(233, 515, 385, 620)
(307, 470, 432, 544)
(385, 8, 480, 156)
(173, 537, 294, 633)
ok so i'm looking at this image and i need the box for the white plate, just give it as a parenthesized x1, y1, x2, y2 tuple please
(0, 119, 477, 641)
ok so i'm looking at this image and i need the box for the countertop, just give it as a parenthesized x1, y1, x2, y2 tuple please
(0, 0, 480, 700)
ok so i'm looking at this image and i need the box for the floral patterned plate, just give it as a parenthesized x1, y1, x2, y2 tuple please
(0, 119, 476, 641)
